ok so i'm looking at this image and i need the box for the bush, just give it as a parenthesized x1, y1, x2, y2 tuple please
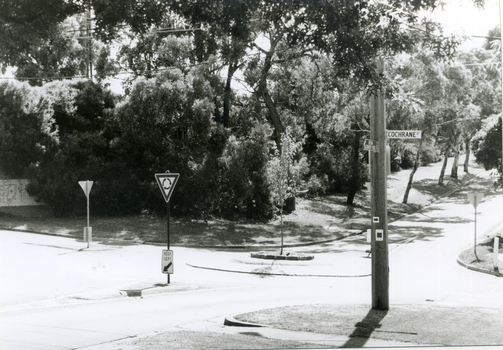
(27, 81, 116, 216)
(397, 141, 440, 170)
(473, 115, 502, 171)
(420, 141, 441, 165)
(308, 140, 367, 195)
(215, 123, 273, 220)
(0, 80, 50, 177)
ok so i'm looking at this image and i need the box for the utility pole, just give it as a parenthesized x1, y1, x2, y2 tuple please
(370, 58, 389, 310)
(86, 1, 92, 80)
(500, 3, 503, 191)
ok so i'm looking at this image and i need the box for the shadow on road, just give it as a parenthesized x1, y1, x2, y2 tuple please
(341, 308, 388, 348)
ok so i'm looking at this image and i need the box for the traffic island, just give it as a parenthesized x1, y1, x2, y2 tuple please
(250, 251, 314, 261)
(457, 236, 503, 277)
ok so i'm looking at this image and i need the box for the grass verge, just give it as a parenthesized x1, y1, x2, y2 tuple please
(235, 303, 503, 346)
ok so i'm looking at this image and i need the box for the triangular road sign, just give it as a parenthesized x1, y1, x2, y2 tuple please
(467, 192, 484, 209)
(155, 173, 179, 203)
(78, 180, 93, 197)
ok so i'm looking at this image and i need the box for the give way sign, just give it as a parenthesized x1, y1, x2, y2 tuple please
(155, 173, 179, 203)
(467, 192, 484, 209)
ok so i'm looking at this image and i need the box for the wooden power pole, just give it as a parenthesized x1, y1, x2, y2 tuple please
(370, 58, 389, 310)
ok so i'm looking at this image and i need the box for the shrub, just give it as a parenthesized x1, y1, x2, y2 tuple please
(420, 141, 441, 165)
(215, 123, 273, 220)
(0, 80, 50, 177)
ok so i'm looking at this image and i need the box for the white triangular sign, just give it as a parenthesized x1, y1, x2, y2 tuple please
(155, 173, 179, 203)
(78, 180, 93, 197)
(467, 192, 484, 209)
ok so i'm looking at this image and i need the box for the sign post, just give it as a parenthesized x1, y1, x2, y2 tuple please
(155, 172, 179, 284)
(78, 180, 93, 248)
(467, 192, 484, 261)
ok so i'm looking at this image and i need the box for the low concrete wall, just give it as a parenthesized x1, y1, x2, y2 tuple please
(0, 179, 42, 207)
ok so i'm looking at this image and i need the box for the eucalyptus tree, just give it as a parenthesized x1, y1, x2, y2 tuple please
(458, 47, 501, 172)
(0, 80, 52, 177)
(0, 0, 81, 78)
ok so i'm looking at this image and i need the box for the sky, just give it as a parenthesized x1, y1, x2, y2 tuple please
(420, 0, 500, 51)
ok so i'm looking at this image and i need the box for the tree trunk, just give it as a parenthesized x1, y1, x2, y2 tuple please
(438, 147, 450, 185)
(347, 128, 361, 205)
(403, 135, 424, 204)
(450, 147, 459, 178)
(464, 137, 471, 173)
(223, 62, 239, 128)
(279, 203, 284, 255)
(450, 134, 461, 178)
(257, 36, 284, 149)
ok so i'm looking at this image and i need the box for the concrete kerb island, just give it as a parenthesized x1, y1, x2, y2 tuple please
(456, 234, 503, 278)
(250, 251, 314, 261)
(456, 257, 502, 277)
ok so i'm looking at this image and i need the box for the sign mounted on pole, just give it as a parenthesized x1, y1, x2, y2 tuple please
(467, 192, 484, 209)
(155, 172, 180, 285)
(78, 180, 93, 248)
(386, 130, 422, 139)
(162, 250, 173, 274)
(155, 173, 180, 203)
(79, 180, 93, 197)
(467, 192, 484, 261)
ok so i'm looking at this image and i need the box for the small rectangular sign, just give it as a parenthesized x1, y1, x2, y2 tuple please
(376, 229, 384, 242)
(386, 130, 422, 139)
(162, 250, 173, 274)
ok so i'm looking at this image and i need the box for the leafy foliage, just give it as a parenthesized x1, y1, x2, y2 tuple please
(473, 115, 502, 172)
(0, 80, 51, 177)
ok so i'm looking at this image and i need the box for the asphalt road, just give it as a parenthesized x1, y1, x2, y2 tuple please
(0, 189, 502, 349)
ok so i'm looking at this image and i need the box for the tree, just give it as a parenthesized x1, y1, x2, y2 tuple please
(26, 80, 116, 215)
(0, 80, 52, 177)
(171, 0, 256, 127)
(267, 128, 306, 255)
(473, 115, 502, 173)
(0, 0, 81, 75)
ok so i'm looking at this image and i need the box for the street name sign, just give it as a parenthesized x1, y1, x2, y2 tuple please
(162, 250, 173, 274)
(155, 173, 180, 203)
(386, 130, 422, 139)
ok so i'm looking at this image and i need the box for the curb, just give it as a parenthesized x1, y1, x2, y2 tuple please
(223, 316, 266, 327)
(186, 263, 371, 278)
(456, 257, 502, 277)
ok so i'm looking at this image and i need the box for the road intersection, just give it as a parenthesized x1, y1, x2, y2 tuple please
(0, 184, 502, 349)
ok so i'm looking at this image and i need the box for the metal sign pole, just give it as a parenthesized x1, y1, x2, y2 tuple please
(87, 186, 90, 249)
(474, 209, 479, 261)
(167, 201, 170, 285)
(156, 172, 179, 285)
(79, 180, 93, 248)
